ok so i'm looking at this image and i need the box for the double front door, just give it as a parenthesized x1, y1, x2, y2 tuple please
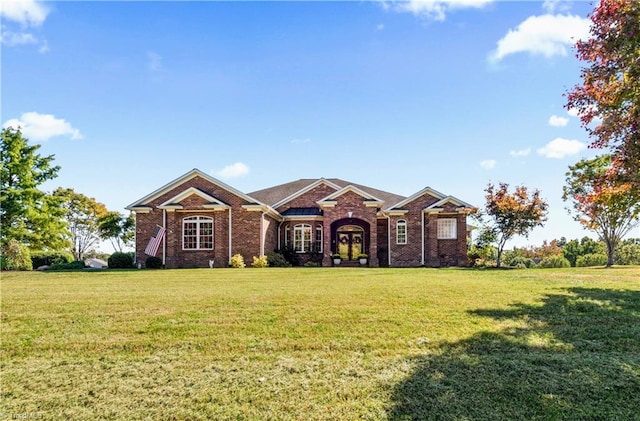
(337, 226, 364, 261)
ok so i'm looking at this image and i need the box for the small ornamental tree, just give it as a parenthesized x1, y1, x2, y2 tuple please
(481, 183, 549, 268)
(98, 211, 135, 252)
(563, 155, 640, 267)
(53, 187, 108, 260)
(565, 0, 640, 186)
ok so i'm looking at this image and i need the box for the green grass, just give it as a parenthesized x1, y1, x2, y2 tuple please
(1, 267, 639, 420)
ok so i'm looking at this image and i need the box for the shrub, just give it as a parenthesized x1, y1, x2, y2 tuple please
(277, 246, 300, 266)
(303, 261, 320, 267)
(49, 261, 86, 271)
(31, 251, 73, 268)
(2, 239, 32, 271)
(538, 255, 570, 268)
(108, 252, 134, 269)
(229, 254, 245, 268)
(266, 252, 290, 267)
(576, 253, 608, 267)
(251, 255, 269, 268)
(145, 256, 163, 269)
(508, 256, 535, 268)
(514, 262, 527, 269)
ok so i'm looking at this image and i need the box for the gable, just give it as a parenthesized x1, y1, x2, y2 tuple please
(157, 187, 230, 211)
(126, 169, 261, 210)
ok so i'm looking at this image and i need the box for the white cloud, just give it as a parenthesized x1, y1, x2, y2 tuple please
(392, 0, 493, 21)
(489, 14, 590, 63)
(542, 0, 571, 14)
(147, 51, 162, 72)
(567, 107, 580, 118)
(215, 162, 250, 179)
(510, 148, 531, 157)
(0, 0, 49, 26)
(548, 115, 569, 127)
(1, 0, 50, 50)
(537, 138, 586, 159)
(376, 23, 385, 31)
(3, 112, 83, 141)
(480, 159, 496, 169)
(0, 29, 37, 46)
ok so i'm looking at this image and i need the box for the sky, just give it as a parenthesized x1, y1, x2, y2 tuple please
(3, 0, 636, 251)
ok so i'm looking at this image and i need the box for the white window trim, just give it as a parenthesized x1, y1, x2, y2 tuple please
(182, 216, 214, 250)
(284, 225, 290, 247)
(293, 224, 312, 253)
(437, 218, 457, 240)
(396, 219, 407, 245)
(315, 226, 323, 253)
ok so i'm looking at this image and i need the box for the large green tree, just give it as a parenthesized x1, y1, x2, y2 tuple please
(0, 127, 68, 250)
(98, 211, 135, 252)
(53, 187, 108, 260)
(481, 183, 549, 268)
(566, 0, 640, 185)
(563, 155, 640, 267)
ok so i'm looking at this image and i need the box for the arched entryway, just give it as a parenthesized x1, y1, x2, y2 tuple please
(331, 218, 370, 262)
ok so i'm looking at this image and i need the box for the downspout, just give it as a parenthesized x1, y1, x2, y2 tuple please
(260, 211, 265, 257)
(277, 220, 284, 250)
(421, 211, 425, 266)
(228, 208, 232, 264)
(162, 209, 167, 266)
(387, 214, 391, 267)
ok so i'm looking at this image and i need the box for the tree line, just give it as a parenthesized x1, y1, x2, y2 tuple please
(1, 127, 134, 270)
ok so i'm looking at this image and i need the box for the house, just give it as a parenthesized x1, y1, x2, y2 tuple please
(126, 169, 475, 268)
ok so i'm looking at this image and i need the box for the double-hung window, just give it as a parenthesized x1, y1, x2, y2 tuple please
(293, 224, 312, 252)
(315, 226, 323, 252)
(396, 220, 407, 244)
(437, 218, 457, 239)
(183, 216, 214, 250)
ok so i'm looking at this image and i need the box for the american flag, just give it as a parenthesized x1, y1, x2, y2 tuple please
(144, 225, 166, 256)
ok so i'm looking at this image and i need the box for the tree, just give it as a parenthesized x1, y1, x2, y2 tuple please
(0, 127, 68, 250)
(53, 187, 108, 261)
(481, 183, 549, 268)
(562, 236, 606, 267)
(98, 211, 135, 252)
(563, 155, 640, 267)
(565, 0, 640, 186)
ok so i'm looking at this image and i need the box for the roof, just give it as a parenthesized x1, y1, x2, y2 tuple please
(248, 178, 406, 209)
(281, 207, 323, 216)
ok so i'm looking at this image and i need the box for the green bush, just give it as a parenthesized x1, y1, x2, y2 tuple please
(145, 256, 163, 269)
(2, 239, 32, 271)
(538, 255, 571, 268)
(508, 256, 536, 268)
(108, 252, 134, 269)
(266, 252, 291, 267)
(31, 251, 74, 268)
(229, 254, 245, 268)
(576, 253, 608, 267)
(49, 261, 86, 271)
(251, 255, 269, 268)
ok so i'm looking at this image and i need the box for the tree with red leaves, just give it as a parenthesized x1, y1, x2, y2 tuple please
(482, 183, 549, 268)
(563, 155, 640, 267)
(565, 0, 640, 185)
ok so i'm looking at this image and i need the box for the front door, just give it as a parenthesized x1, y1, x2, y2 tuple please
(337, 226, 364, 261)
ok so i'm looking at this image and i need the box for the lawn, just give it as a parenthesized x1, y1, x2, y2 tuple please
(1, 267, 639, 420)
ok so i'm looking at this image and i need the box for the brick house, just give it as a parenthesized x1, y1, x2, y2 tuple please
(126, 169, 475, 268)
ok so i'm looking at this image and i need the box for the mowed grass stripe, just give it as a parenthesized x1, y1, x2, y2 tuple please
(1, 267, 639, 420)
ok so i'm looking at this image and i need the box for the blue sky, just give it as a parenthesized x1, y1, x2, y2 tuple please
(5, 0, 632, 250)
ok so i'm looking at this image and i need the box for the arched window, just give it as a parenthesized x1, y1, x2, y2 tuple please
(183, 216, 213, 250)
(396, 220, 407, 244)
(293, 224, 312, 252)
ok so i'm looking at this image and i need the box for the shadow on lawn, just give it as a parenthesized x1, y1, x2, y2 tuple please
(388, 288, 640, 420)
